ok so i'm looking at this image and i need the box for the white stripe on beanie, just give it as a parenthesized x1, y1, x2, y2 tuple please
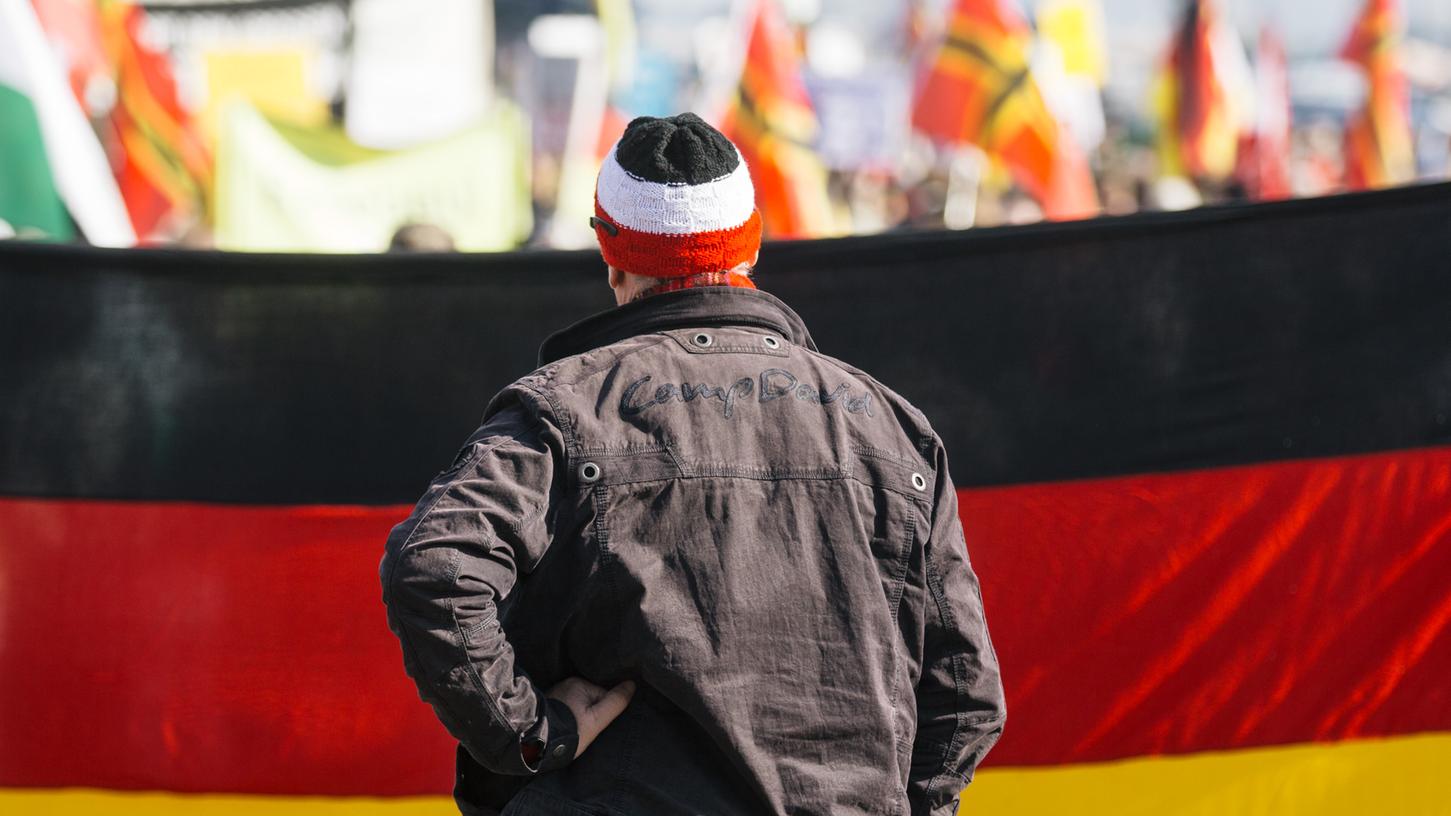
(596, 145, 756, 236)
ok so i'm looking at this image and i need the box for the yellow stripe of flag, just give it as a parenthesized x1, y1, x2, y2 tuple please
(963, 732, 1451, 815)
(4, 733, 1445, 815)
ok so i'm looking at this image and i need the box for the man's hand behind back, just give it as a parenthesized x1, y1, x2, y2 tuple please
(548, 677, 637, 759)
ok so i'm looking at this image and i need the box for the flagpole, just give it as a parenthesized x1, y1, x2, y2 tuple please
(693, 0, 755, 123)
(944, 145, 983, 230)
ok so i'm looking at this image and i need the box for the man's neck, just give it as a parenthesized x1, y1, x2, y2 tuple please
(630, 270, 757, 304)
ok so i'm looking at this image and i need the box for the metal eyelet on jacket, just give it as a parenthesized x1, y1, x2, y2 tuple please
(692, 332, 713, 348)
(911, 472, 928, 492)
(762, 335, 781, 349)
(579, 462, 602, 483)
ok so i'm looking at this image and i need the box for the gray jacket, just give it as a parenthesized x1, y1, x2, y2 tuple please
(380, 286, 1005, 815)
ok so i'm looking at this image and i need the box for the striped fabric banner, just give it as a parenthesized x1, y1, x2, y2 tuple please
(2, 183, 1448, 813)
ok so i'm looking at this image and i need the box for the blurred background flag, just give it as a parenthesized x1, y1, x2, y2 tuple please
(1235, 26, 1294, 200)
(0, 9, 69, 239)
(1033, 0, 1109, 152)
(95, 0, 211, 242)
(0, 0, 133, 246)
(1153, 0, 1254, 182)
(29, 0, 109, 115)
(911, 0, 1098, 220)
(1034, 0, 1108, 87)
(31, 0, 208, 242)
(719, 0, 835, 239)
(1340, 0, 1415, 190)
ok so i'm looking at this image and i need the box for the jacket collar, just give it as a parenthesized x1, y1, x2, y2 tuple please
(538, 286, 818, 365)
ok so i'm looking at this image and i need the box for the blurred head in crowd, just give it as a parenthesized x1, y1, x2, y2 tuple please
(388, 223, 457, 253)
(590, 113, 762, 306)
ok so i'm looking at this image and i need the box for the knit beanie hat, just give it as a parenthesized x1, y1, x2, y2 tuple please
(591, 113, 763, 284)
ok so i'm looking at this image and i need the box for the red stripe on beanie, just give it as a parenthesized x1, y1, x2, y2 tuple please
(594, 196, 762, 279)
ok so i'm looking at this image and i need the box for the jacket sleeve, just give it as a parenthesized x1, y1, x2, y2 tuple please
(907, 441, 1007, 815)
(379, 393, 579, 776)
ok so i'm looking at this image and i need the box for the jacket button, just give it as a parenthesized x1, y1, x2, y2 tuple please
(911, 472, 928, 492)
(579, 462, 602, 483)
(551, 744, 568, 759)
(692, 332, 713, 347)
(762, 335, 781, 349)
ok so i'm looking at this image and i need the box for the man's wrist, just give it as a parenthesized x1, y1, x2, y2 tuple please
(518, 694, 579, 774)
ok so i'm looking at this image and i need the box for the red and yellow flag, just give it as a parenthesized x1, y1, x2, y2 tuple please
(718, 0, 834, 239)
(98, 0, 211, 241)
(1340, 0, 1414, 190)
(911, 0, 1097, 220)
(1153, 0, 1248, 181)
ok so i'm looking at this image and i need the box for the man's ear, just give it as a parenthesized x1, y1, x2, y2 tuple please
(608, 265, 626, 291)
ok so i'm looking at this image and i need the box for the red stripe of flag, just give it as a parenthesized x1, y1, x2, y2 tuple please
(969, 445, 1451, 765)
(1, 447, 1448, 793)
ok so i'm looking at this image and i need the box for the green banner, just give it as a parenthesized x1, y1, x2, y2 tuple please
(215, 101, 531, 252)
(0, 83, 70, 239)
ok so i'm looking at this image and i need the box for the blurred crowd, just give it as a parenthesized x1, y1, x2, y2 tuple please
(2, 0, 1449, 253)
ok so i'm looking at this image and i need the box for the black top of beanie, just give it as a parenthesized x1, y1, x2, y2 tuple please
(614, 113, 741, 186)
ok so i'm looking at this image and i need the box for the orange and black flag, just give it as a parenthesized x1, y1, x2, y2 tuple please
(1341, 0, 1414, 190)
(1153, 0, 1247, 181)
(719, 0, 834, 239)
(911, 0, 1097, 220)
(98, 0, 211, 241)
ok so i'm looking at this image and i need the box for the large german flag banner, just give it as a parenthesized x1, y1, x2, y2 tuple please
(1, 183, 1449, 814)
(718, 0, 834, 239)
(911, 0, 1097, 220)
(1340, 0, 1415, 191)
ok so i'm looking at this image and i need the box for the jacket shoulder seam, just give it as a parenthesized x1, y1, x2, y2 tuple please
(546, 334, 677, 391)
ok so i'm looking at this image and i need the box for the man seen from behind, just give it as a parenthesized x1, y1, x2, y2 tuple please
(380, 113, 1006, 815)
